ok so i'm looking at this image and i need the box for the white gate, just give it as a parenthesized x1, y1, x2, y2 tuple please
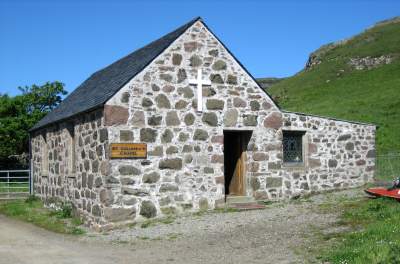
(0, 170, 31, 200)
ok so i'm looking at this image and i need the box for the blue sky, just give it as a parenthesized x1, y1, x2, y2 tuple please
(1, 0, 399, 95)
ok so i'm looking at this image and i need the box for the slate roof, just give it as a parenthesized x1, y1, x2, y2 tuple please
(30, 17, 201, 131)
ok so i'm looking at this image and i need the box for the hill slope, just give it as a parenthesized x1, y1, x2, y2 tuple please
(267, 17, 400, 154)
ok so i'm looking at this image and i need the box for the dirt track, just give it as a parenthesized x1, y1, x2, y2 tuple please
(0, 189, 363, 264)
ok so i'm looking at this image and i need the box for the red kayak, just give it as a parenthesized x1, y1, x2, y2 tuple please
(365, 187, 400, 200)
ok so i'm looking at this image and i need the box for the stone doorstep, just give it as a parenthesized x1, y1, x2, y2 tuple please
(225, 195, 255, 204)
(228, 203, 266, 211)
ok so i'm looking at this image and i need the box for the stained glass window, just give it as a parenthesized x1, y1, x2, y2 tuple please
(283, 131, 304, 163)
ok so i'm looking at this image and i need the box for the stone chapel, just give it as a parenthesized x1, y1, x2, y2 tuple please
(30, 17, 376, 228)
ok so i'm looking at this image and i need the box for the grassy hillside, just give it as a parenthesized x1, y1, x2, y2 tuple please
(268, 17, 400, 154)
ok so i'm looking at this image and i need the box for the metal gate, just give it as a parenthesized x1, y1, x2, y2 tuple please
(0, 170, 31, 200)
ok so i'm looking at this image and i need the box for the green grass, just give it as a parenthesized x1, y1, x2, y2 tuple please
(268, 18, 400, 156)
(319, 197, 400, 263)
(0, 182, 29, 193)
(0, 196, 85, 235)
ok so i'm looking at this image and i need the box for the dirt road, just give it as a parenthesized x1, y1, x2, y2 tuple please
(0, 189, 362, 264)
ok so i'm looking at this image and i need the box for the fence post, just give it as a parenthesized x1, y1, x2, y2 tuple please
(7, 171, 9, 199)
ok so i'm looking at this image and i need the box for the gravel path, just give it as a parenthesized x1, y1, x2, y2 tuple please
(0, 189, 364, 264)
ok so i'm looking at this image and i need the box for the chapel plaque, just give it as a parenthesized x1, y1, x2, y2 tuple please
(110, 143, 147, 159)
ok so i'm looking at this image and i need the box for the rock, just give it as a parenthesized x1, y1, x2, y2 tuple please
(158, 197, 171, 206)
(338, 134, 351, 141)
(120, 177, 135, 185)
(182, 145, 193, 152)
(211, 154, 224, 163)
(268, 162, 281, 170)
(152, 84, 160, 91)
(159, 183, 179, 192)
(121, 92, 130, 103)
(224, 109, 238, 127)
(227, 75, 238, 85)
(118, 165, 141, 175)
(212, 60, 227, 70)
(178, 87, 194, 99)
(177, 69, 187, 83)
(175, 100, 189, 109)
(148, 146, 163, 156)
(193, 129, 208, 141)
(160, 73, 173, 82)
(208, 49, 218, 57)
(184, 113, 195, 125)
(184, 41, 198, 52)
(199, 198, 209, 211)
(100, 161, 110, 176)
(148, 115, 162, 126)
(263, 112, 282, 130)
(243, 115, 258, 126)
(203, 87, 216, 97)
(250, 177, 260, 190)
(204, 167, 214, 174)
(159, 158, 183, 170)
(253, 152, 268, 161)
(163, 85, 175, 93)
(189, 55, 202, 67)
(120, 130, 133, 142)
(250, 101, 260, 111)
(140, 200, 157, 218)
(206, 99, 224, 110)
(166, 146, 179, 154)
(166, 111, 180, 126)
(161, 129, 173, 143)
(122, 187, 149, 196)
(140, 128, 157, 142)
(103, 207, 136, 222)
(202, 112, 218, 126)
(99, 189, 114, 206)
(155, 94, 171, 108)
(92, 161, 99, 173)
(345, 142, 354, 151)
(130, 111, 145, 127)
(266, 177, 282, 188)
(172, 53, 182, 65)
(211, 135, 223, 144)
(210, 74, 224, 84)
(99, 128, 108, 143)
(233, 97, 247, 108)
(142, 97, 154, 107)
(328, 159, 338, 168)
(143, 172, 160, 183)
(309, 158, 321, 168)
(104, 105, 129, 126)
(123, 197, 137, 206)
(367, 149, 375, 158)
(262, 101, 272, 110)
(91, 204, 101, 217)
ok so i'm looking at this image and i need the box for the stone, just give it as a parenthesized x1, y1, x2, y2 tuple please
(268, 162, 281, 170)
(155, 94, 171, 108)
(210, 74, 224, 84)
(120, 130, 133, 141)
(172, 53, 182, 65)
(159, 158, 183, 170)
(152, 84, 160, 91)
(367, 149, 375, 158)
(266, 177, 282, 188)
(121, 92, 130, 103)
(159, 197, 171, 206)
(253, 152, 267, 161)
(100, 161, 110, 176)
(184, 41, 198, 52)
(212, 60, 227, 71)
(119, 165, 141, 175)
(250, 101, 260, 111)
(211, 135, 223, 144)
(211, 155, 224, 163)
(140, 200, 157, 218)
(166, 146, 179, 154)
(328, 159, 338, 168)
(177, 69, 187, 83)
(99, 128, 108, 143)
(189, 55, 202, 67)
(227, 75, 238, 85)
(99, 189, 114, 206)
(142, 97, 154, 107)
(250, 177, 261, 190)
(103, 207, 136, 222)
(160, 73, 173, 82)
(166, 111, 180, 126)
(121, 187, 149, 196)
(224, 109, 238, 126)
(178, 86, 194, 98)
(91, 204, 101, 217)
(338, 134, 352, 141)
(130, 111, 145, 127)
(163, 85, 175, 93)
(143, 172, 160, 183)
(309, 158, 321, 168)
(148, 146, 163, 156)
(182, 145, 193, 152)
(193, 129, 208, 141)
(356, 159, 366, 166)
(123, 197, 137, 206)
(202, 112, 218, 126)
(104, 105, 129, 126)
(148, 115, 162, 126)
(184, 113, 195, 125)
(243, 115, 258, 126)
(175, 100, 189, 109)
(263, 112, 282, 130)
(199, 198, 209, 211)
(206, 99, 224, 110)
(345, 142, 354, 151)
(140, 128, 157, 142)
(203, 87, 216, 97)
(92, 161, 99, 173)
(208, 49, 218, 57)
(120, 177, 135, 185)
(161, 129, 173, 143)
(204, 167, 214, 174)
(159, 183, 179, 192)
(233, 97, 246, 108)
(262, 101, 272, 110)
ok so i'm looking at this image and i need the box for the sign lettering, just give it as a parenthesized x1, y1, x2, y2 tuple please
(110, 143, 147, 159)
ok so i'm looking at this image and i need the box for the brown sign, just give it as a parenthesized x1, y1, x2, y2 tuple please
(110, 143, 147, 159)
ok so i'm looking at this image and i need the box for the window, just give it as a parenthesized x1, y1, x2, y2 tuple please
(283, 131, 305, 164)
(66, 124, 76, 175)
(41, 133, 48, 175)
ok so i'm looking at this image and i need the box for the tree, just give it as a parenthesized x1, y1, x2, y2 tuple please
(0, 82, 67, 169)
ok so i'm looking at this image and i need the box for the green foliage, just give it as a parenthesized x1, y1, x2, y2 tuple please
(0, 198, 84, 235)
(0, 81, 67, 169)
(268, 18, 400, 155)
(320, 198, 400, 263)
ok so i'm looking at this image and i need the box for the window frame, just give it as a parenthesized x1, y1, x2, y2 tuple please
(282, 130, 307, 168)
(40, 132, 49, 176)
(66, 123, 76, 177)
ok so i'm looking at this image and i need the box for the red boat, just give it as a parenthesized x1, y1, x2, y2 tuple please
(364, 187, 400, 200)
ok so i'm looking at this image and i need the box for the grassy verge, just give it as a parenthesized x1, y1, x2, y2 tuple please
(0, 196, 85, 235)
(0, 182, 29, 193)
(318, 197, 400, 263)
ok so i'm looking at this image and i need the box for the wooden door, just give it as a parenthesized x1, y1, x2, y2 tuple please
(228, 134, 246, 195)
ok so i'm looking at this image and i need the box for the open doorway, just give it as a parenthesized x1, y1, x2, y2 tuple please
(223, 130, 252, 196)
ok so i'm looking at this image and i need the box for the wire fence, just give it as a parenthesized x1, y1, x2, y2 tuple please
(0, 170, 31, 200)
(376, 153, 400, 181)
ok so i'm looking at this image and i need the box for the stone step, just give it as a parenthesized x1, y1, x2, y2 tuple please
(225, 195, 255, 204)
(228, 202, 266, 211)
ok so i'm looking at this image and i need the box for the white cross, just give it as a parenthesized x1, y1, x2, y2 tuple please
(189, 69, 211, 112)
